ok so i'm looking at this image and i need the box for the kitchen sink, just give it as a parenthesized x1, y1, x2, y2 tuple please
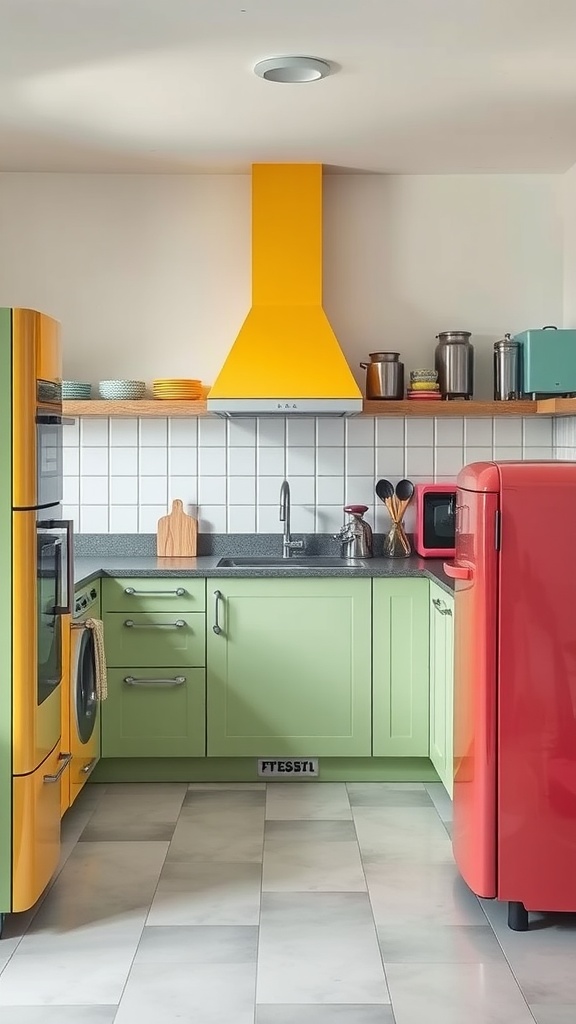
(216, 556, 368, 569)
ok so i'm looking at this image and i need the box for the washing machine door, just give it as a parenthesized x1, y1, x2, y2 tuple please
(74, 627, 97, 744)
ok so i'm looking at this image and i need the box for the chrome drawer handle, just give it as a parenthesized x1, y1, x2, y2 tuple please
(124, 619, 186, 629)
(43, 752, 72, 783)
(213, 590, 223, 635)
(80, 757, 98, 775)
(124, 587, 186, 597)
(124, 676, 186, 687)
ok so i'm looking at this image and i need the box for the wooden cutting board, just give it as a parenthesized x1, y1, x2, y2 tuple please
(157, 500, 198, 557)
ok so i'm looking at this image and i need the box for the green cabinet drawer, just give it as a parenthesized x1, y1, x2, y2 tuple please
(102, 667, 206, 757)
(373, 578, 430, 757)
(103, 577, 206, 613)
(104, 611, 206, 667)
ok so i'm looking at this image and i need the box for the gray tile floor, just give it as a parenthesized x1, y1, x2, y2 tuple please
(1, 781, 576, 1022)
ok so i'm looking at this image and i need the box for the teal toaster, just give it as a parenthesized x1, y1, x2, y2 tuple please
(513, 325, 576, 397)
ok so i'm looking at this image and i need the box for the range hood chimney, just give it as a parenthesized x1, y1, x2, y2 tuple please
(207, 163, 362, 417)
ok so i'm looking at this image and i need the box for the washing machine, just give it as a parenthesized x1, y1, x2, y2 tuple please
(68, 581, 101, 806)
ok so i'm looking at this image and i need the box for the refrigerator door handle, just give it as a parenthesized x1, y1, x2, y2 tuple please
(443, 562, 473, 580)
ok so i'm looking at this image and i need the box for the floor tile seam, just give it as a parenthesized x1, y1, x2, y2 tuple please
(254, 782, 268, 1023)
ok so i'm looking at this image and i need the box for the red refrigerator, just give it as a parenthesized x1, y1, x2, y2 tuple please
(445, 460, 576, 931)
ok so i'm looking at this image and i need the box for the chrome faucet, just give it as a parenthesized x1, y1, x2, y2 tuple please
(279, 480, 305, 559)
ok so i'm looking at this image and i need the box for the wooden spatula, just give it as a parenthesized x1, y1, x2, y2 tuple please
(157, 500, 197, 557)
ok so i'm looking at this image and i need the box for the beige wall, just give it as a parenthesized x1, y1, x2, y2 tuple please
(0, 170, 564, 398)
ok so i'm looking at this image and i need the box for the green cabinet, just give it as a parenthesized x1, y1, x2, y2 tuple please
(103, 668, 206, 758)
(102, 579, 207, 758)
(429, 584, 454, 796)
(372, 579, 430, 756)
(207, 578, 372, 757)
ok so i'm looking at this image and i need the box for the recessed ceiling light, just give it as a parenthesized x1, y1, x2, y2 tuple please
(254, 56, 331, 84)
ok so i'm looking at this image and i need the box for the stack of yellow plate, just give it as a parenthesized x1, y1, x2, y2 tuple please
(152, 379, 203, 400)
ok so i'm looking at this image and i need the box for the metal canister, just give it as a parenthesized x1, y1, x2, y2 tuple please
(360, 352, 404, 400)
(434, 331, 474, 399)
(494, 334, 522, 400)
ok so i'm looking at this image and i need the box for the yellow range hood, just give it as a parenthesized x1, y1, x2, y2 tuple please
(208, 163, 362, 417)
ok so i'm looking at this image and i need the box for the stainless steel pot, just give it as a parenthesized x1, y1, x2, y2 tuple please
(360, 352, 404, 400)
(434, 331, 474, 400)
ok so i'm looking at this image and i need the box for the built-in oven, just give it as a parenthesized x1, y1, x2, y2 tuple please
(36, 512, 73, 705)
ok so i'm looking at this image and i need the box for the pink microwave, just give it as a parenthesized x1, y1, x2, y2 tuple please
(414, 483, 457, 558)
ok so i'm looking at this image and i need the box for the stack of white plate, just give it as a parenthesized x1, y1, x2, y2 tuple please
(98, 380, 146, 400)
(62, 381, 92, 399)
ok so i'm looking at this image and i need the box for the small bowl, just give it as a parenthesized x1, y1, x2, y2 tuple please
(62, 381, 92, 399)
(410, 368, 438, 382)
(98, 379, 146, 400)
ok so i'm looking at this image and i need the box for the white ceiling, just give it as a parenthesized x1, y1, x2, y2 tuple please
(2, 0, 576, 174)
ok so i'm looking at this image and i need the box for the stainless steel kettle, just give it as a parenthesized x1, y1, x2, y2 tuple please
(334, 505, 373, 558)
(360, 352, 404, 400)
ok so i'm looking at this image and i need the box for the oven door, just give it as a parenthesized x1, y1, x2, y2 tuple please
(37, 515, 73, 706)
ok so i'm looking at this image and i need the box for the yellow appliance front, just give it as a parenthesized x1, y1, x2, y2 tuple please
(12, 511, 62, 776)
(12, 309, 61, 510)
(69, 620, 101, 806)
(12, 742, 63, 912)
(60, 614, 71, 817)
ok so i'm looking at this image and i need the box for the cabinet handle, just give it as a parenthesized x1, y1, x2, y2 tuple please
(443, 606, 453, 617)
(43, 752, 72, 783)
(124, 675, 186, 687)
(213, 590, 223, 635)
(124, 587, 186, 597)
(124, 619, 186, 629)
(433, 597, 452, 616)
(80, 757, 98, 775)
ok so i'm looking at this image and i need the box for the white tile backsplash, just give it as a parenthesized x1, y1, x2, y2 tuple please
(493, 417, 523, 446)
(168, 477, 198, 505)
(139, 476, 168, 505)
(198, 446, 226, 477)
(110, 447, 138, 476)
(81, 447, 108, 475)
(258, 447, 286, 476)
(80, 476, 109, 505)
(110, 477, 138, 504)
(140, 447, 168, 475)
(68, 414, 557, 533)
(80, 419, 109, 446)
(286, 417, 315, 447)
(138, 505, 168, 532)
(228, 447, 256, 476)
(317, 446, 345, 476)
(139, 418, 168, 446)
(110, 418, 138, 445)
(169, 418, 198, 446)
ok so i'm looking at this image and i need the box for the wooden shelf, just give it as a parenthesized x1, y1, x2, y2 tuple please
(361, 400, 538, 417)
(534, 398, 576, 416)
(63, 398, 542, 418)
(63, 399, 208, 417)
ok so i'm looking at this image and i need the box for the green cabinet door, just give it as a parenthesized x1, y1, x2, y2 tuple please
(207, 578, 372, 757)
(429, 584, 454, 796)
(102, 667, 206, 757)
(373, 579, 430, 756)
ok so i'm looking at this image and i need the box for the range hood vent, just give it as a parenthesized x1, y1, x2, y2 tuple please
(207, 163, 362, 417)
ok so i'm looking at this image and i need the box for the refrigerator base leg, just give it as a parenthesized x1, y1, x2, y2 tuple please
(508, 901, 529, 931)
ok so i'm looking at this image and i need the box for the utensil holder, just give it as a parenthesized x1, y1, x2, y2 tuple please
(383, 520, 411, 558)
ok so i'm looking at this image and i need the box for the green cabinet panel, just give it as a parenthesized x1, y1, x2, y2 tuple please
(207, 578, 372, 757)
(102, 667, 205, 757)
(104, 611, 206, 668)
(429, 584, 454, 797)
(103, 577, 206, 613)
(373, 578, 430, 756)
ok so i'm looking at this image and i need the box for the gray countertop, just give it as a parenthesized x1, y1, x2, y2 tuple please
(74, 554, 454, 594)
